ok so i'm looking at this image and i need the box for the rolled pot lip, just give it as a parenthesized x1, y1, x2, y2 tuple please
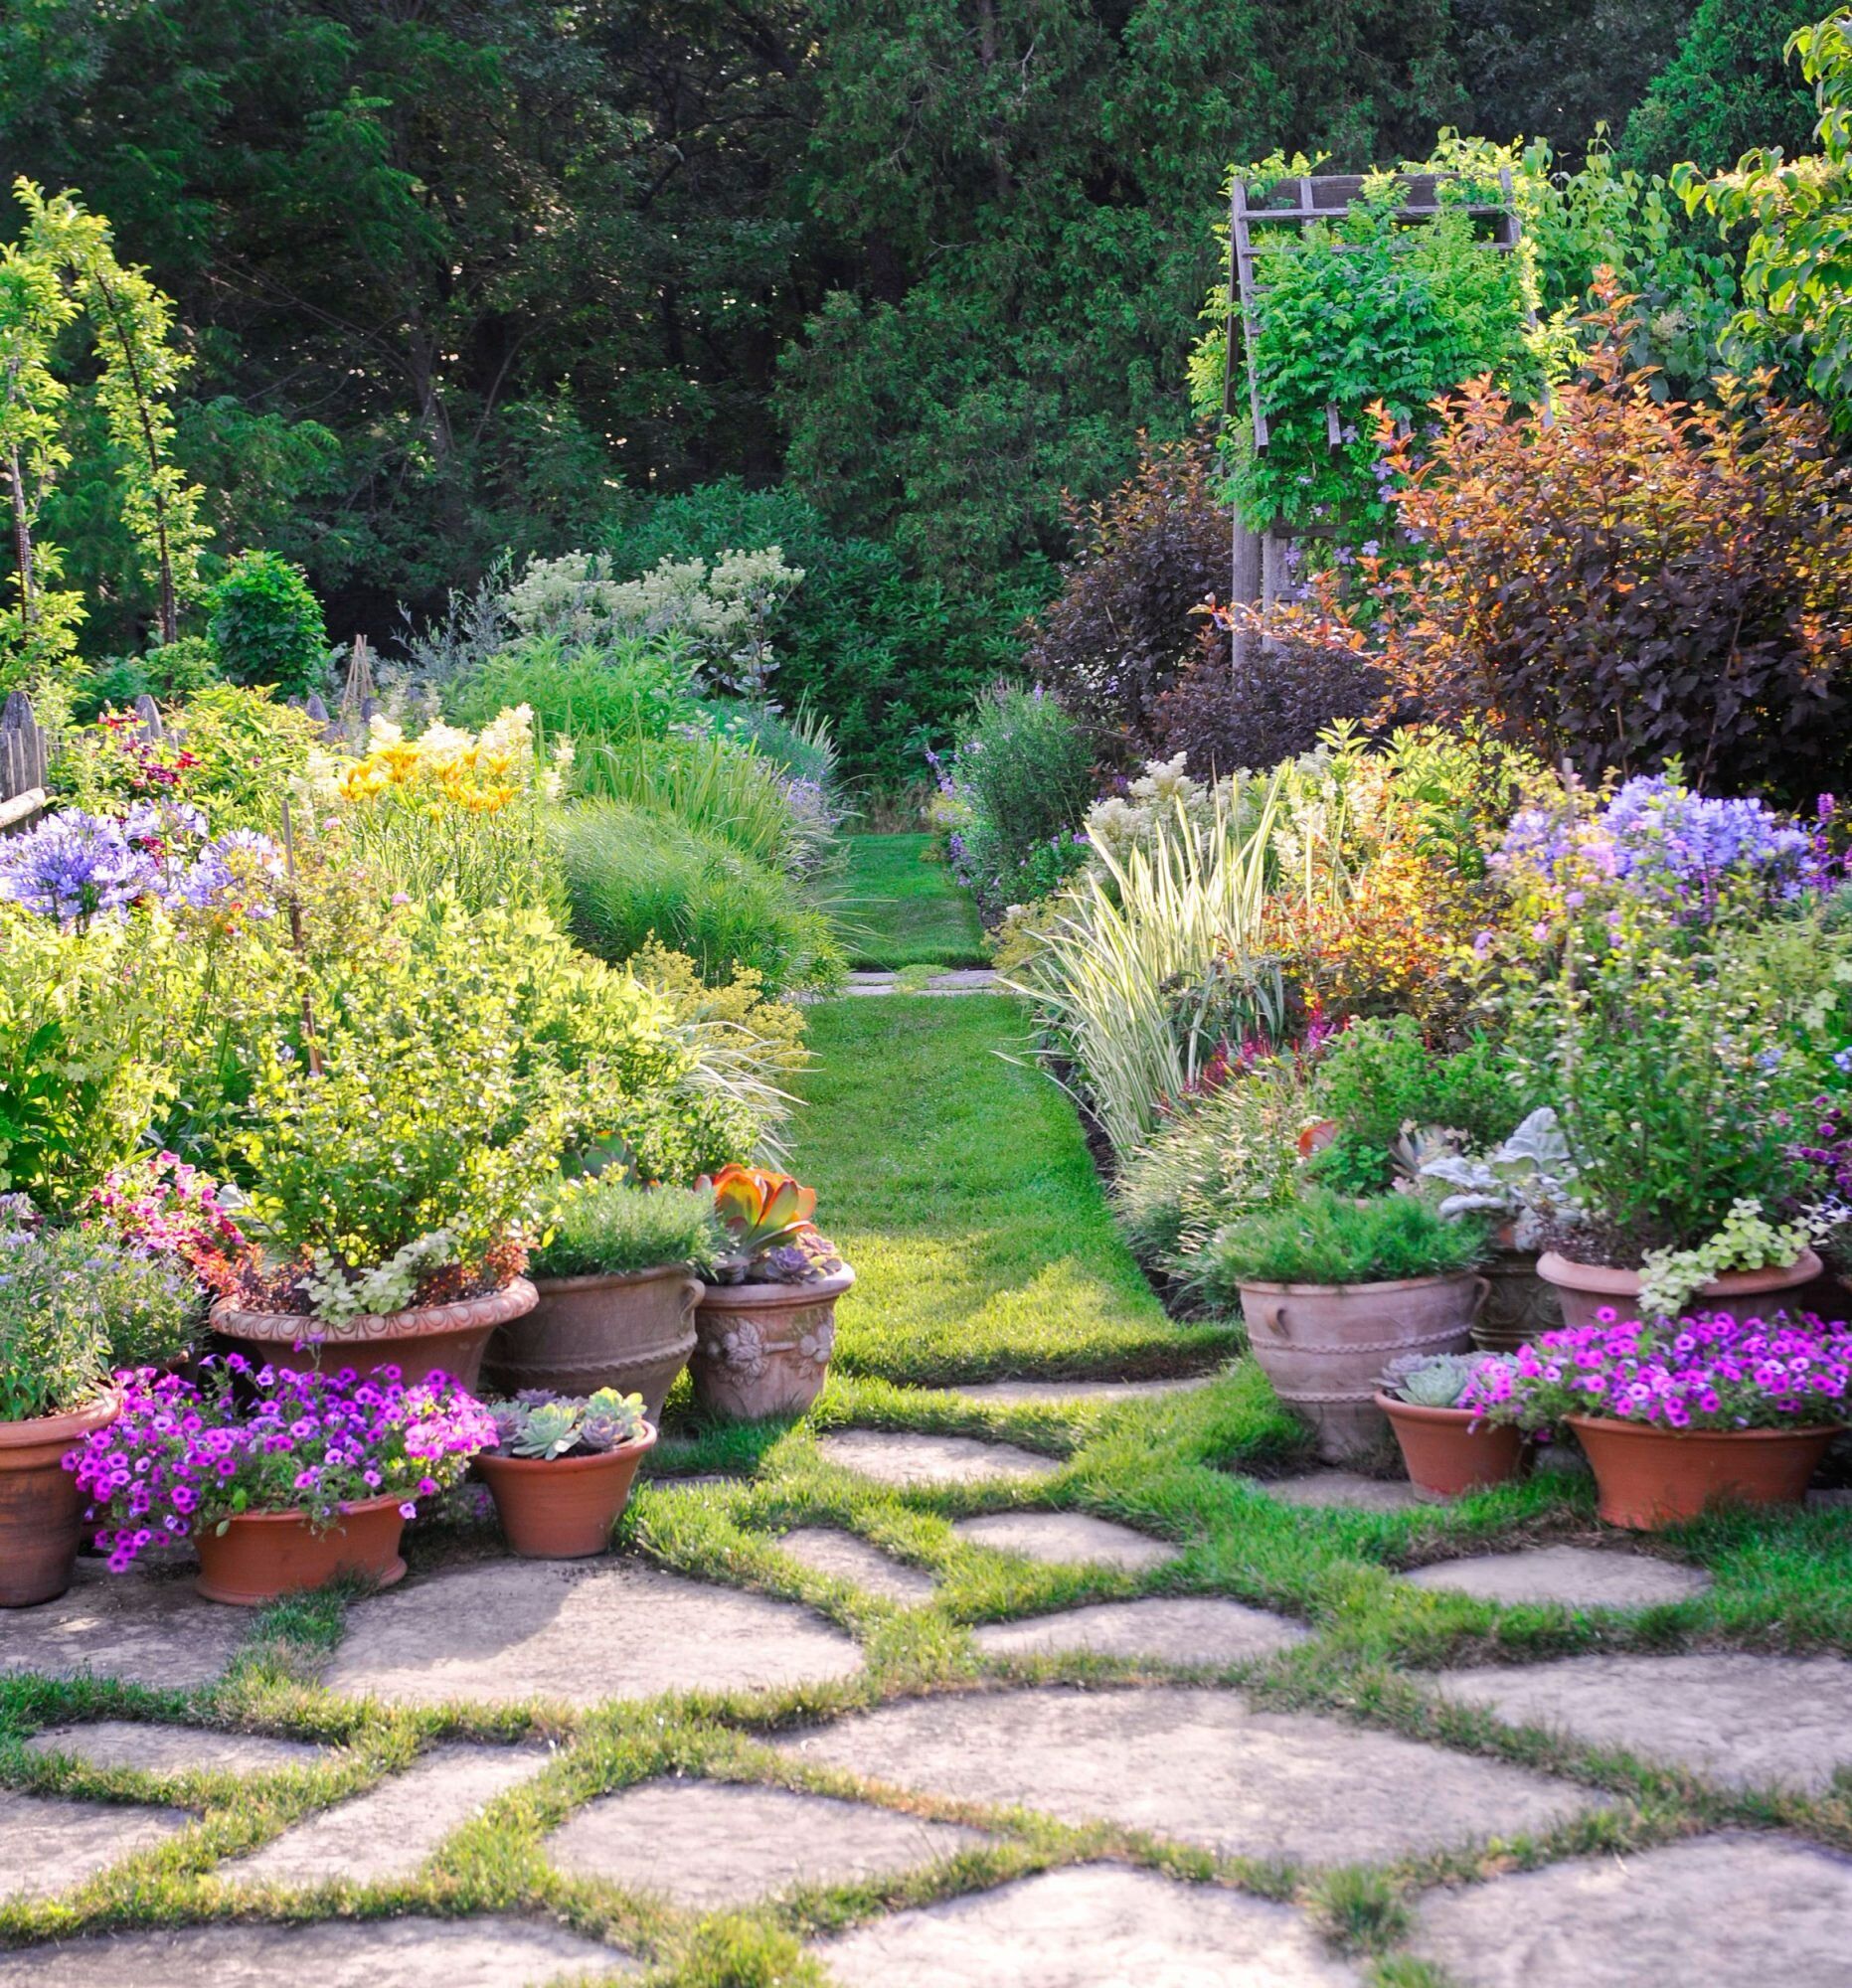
(474, 1423, 659, 1472)
(1536, 1249, 1822, 1297)
(0, 1389, 120, 1452)
(203, 1489, 413, 1528)
(1234, 1269, 1484, 1298)
(530, 1265, 703, 1294)
(696, 1265, 856, 1305)
(210, 1275, 538, 1336)
(1372, 1391, 1510, 1425)
(1563, 1410, 1842, 1442)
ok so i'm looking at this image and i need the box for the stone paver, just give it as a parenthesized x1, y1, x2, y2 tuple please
(817, 1430, 1062, 1487)
(820, 1864, 1362, 1987)
(953, 1511, 1177, 1571)
(0, 1563, 244, 1691)
(324, 1559, 864, 1708)
(846, 969, 1000, 998)
(26, 1721, 327, 1778)
(1435, 1653, 1852, 1792)
(774, 1687, 1598, 1866)
(546, 1779, 986, 1908)
(1404, 1546, 1712, 1610)
(1412, 1834, 1852, 1988)
(0, 1915, 630, 1985)
(947, 1374, 1223, 1406)
(972, 1597, 1305, 1665)
(777, 1527, 938, 1602)
(226, 1743, 548, 1887)
(1258, 1471, 1429, 1512)
(0, 1790, 189, 1900)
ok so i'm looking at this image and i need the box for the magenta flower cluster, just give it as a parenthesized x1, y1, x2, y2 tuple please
(1458, 1309, 1852, 1434)
(69, 1356, 497, 1571)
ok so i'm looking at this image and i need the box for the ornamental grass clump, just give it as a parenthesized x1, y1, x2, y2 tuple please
(1202, 1187, 1490, 1298)
(72, 1357, 497, 1571)
(1458, 1312, 1852, 1433)
(530, 1180, 722, 1280)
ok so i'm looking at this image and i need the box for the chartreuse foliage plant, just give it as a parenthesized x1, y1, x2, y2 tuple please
(529, 1180, 721, 1280)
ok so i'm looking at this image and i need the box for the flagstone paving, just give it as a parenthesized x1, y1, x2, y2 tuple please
(816, 1429, 1063, 1487)
(972, 1596, 1307, 1664)
(1410, 1833, 1852, 1988)
(323, 1559, 864, 1708)
(1434, 1651, 1852, 1792)
(0, 1914, 631, 1985)
(544, 1779, 989, 1908)
(225, 1742, 550, 1888)
(775, 1525, 939, 1601)
(952, 1511, 1178, 1570)
(25, 1720, 328, 1777)
(0, 1789, 190, 1900)
(1402, 1545, 1712, 1609)
(947, 1372, 1224, 1405)
(1255, 1471, 1431, 1511)
(773, 1686, 1600, 1866)
(0, 1562, 245, 1691)
(819, 1864, 1364, 1987)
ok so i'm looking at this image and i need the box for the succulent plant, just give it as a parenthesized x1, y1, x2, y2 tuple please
(491, 1388, 650, 1460)
(1380, 1351, 1509, 1409)
(698, 1164, 843, 1284)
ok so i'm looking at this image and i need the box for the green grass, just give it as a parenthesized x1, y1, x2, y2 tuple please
(843, 834, 986, 969)
(2, 995, 1850, 1983)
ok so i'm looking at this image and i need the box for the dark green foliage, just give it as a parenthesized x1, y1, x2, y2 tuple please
(205, 551, 327, 695)
(942, 685, 1095, 916)
(561, 800, 846, 995)
(69, 636, 219, 722)
(1307, 1017, 1524, 1196)
(1203, 1186, 1491, 1291)
(1622, 0, 1822, 176)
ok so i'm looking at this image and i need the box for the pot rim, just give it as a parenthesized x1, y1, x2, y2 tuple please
(1564, 1411, 1840, 1443)
(1235, 1269, 1483, 1298)
(1373, 1392, 1507, 1427)
(210, 1276, 538, 1341)
(697, 1266, 856, 1306)
(1537, 1250, 1822, 1298)
(0, 1391, 119, 1454)
(533, 1266, 702, 1295)
(474, 1426, 659, 1474)
(203, 1490, 413, 1529)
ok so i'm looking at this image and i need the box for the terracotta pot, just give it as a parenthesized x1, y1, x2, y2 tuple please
(212, 1278, 537, 1390)
(691, 1267, 855, 1419)
(0, 1395, 119, 1608)
(1236, 1273, 1487, 1463)
(1537, 1251, 1821, 1331)
(1376, 1393, 1529, 1498)
(1472, 1244, 1561, 1355)
(476, 1425, 658, 1559)
(1567, 1412, 1836, 1531)
(483, 1267, 702, 1421)
(193, 1494, 409, 1605)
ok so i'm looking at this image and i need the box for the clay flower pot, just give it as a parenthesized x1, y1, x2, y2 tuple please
(476, 1425, 658, 1559)
(212, 1278, 538, 1390)
(1565, 1413, 1836, 1531)
(1236, 1273, 1487, 1462)
(484, 1268, 702, 1422)
(193, 1493, 409, 1605)
(1375, 1393, 1529, 1499)
(1537, 1251, 1822, 1332)
(0, 1395, 119, 1608)
(691, 1267, 855, 1419)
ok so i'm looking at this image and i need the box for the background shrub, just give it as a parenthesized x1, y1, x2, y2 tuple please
(450, 632, 704, 744)
(1150, 628, 1392, 778)
(206, 551, 328, 695)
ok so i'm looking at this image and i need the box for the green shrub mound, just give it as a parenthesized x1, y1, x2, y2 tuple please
(530, 1180, 721, 1280)
(1202, 1188, 1490, 1296)
(561, 800, 845, 995)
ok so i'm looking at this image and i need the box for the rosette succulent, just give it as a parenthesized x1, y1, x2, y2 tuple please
(1380, 1351, 1511, 1409)
(487, 1388, 650, 1460)
(698, 1164, 846, 1285)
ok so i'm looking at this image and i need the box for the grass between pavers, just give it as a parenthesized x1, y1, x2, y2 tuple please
(1, 997, 1851, 1985)
(841, 834, 986, 970)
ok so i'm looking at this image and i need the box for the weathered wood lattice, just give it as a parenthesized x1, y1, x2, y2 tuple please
(1224, 168, 1524, 647)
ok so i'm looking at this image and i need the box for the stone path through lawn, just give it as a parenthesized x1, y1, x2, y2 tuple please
(1, 990, 1850, 1985)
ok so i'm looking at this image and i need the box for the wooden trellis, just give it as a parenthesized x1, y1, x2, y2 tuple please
(1224, 169, 1525, 649)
